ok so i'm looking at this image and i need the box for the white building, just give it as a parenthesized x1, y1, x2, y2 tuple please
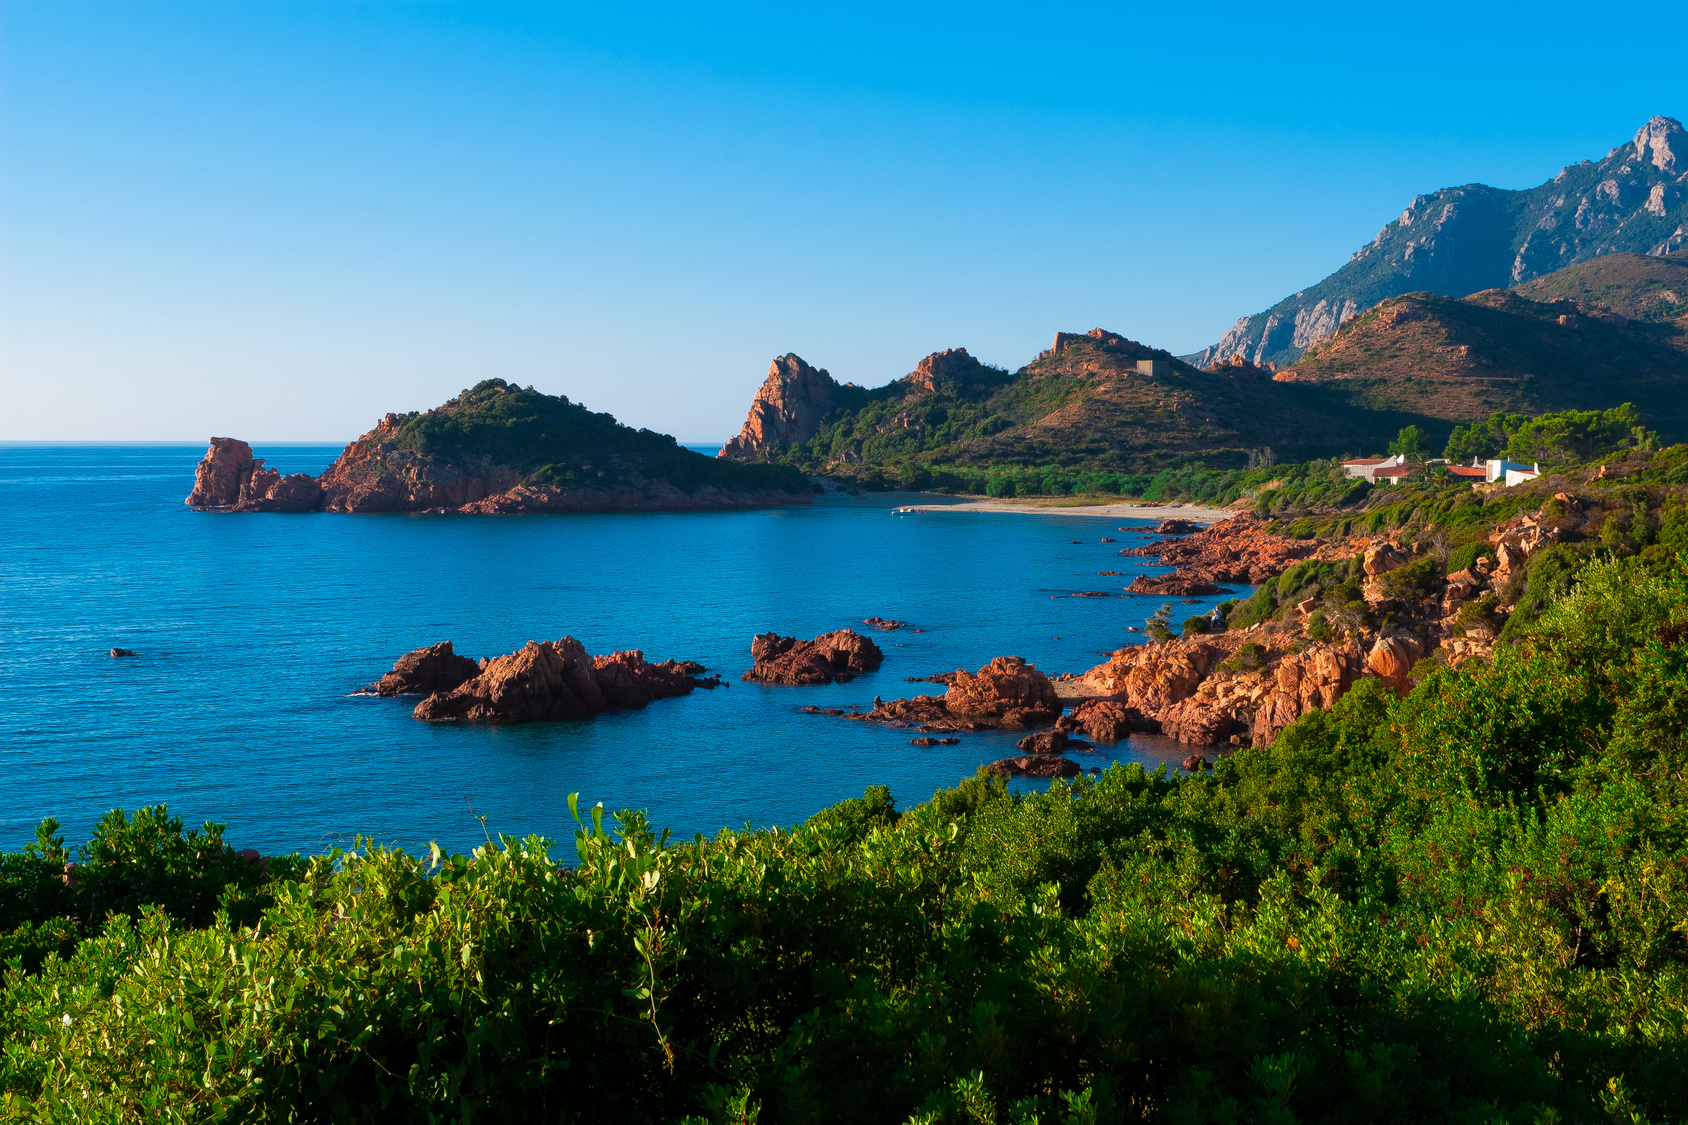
(1476, 458, 1540, 486)
(1341, 454, 1406, 480)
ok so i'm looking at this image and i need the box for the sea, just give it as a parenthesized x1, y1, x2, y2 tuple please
(0, 444, 1243, 859)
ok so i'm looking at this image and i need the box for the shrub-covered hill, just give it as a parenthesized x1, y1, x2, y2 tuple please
(1279, 287, 1688, 445)
(1512, 249, 1688, 321)
(5, 515, 1688, 1120)
(391, 379, 808, 497)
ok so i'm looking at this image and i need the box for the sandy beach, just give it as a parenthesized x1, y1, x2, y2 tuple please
(808, 488, 1238, 525)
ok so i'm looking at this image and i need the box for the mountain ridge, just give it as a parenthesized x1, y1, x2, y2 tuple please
(1186, 115, 1688, 369)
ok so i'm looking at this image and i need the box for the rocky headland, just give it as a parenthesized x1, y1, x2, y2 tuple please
(366, 638, 719, 724)
(185, 381, 811, 515)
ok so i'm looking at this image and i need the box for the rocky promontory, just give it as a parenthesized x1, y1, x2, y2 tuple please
(185, 381, 811, 515)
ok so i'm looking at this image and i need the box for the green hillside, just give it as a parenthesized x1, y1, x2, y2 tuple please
(397, 379, 807, 494)
(1512, 250, 1688, 320)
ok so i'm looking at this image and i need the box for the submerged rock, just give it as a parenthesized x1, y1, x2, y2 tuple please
(742, 629, 884, 685)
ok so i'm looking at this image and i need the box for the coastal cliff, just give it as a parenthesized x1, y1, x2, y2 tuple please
(186, 380, 812, 514)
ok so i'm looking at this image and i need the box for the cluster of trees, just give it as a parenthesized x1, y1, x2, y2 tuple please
(4, 549, 1688, 1121)
(1442, 404, 1654, 466)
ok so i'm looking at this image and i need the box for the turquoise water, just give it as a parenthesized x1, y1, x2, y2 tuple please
(0, 445, 1238, 857)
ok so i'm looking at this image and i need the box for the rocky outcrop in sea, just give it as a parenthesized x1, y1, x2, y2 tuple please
(742, 630, 884, 685)
(381, 638, 719, 724)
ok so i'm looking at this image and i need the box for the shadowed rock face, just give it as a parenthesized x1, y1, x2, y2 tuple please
(986, 755, 1080, 779)
(184, 437, 323, 512)
(742, 630, 884, 685)
(718, 355, 841, 462)
(366, 642, 481, 697)
(1055, 699, 1157, 742)
(184, 438, 255, 507)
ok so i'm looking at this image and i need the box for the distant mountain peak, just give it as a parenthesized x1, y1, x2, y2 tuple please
(1185, 115, 1688, 370)
(1630, 114, 1683, 173)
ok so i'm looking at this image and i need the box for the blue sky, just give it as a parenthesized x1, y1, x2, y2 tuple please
(2, 2, 1684, 442)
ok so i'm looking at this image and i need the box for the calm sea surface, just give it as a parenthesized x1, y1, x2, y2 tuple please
(0, 445, 1241, 857)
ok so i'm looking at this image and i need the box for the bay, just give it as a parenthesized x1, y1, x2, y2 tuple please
(0, 444, 1239, 857)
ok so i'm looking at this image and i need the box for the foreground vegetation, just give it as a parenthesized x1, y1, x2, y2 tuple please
(4, 543, 1688, 1120)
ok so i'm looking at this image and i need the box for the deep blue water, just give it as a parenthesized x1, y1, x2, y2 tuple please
(0, 445, 1237, 858)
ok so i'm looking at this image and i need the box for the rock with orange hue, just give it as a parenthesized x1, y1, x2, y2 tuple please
(185, 438, 256, 507)
(945, 657, 1061, 726)
(986, 755, 1080, 779)
(1367, 632, 1424, 694)
(1056, 698, 1157, 741)
(1082, 643, 1214, 715)
(1363, 542, 1409, 576)
(237, 462, 325, 513)
(1158, 699, 1234, 745)
(414, 637, 606, 723)
(718, 354, 840, 462)
(1116, 514, 1323, 586)
(367, 641, 481, 696)
(1154, 519, 1200, 535)
(899, 348, 985, 396)
(845, 694, 986, 733)
(593, 651, 719, 709)
(743, 629, 884, 685)
(1250, 643, 1365, 746)
(1127, 574, 1226, 596)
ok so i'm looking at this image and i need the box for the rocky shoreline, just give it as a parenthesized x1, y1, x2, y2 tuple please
(337, 483, 1531, 773)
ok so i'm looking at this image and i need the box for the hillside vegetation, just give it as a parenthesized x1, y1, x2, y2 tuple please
(1512, 250, 1688, 321)
(397, 379, 808, 495)
(1280, 288, 1688, 444)
(762, 290, 1687, 490)
(7, 434, 1688, 1121)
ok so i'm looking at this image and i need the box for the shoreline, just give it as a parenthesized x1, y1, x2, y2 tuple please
(806, 488, 1237, 524)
